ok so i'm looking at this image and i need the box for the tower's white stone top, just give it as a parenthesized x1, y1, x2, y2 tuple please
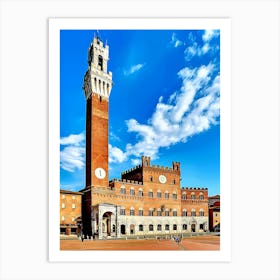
(83, 36, 113, 99)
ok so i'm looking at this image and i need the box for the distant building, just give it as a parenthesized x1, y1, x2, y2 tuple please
(208, 196, 220, 232)
(208, 194, 220, 206)
(60, 190, 83, 235)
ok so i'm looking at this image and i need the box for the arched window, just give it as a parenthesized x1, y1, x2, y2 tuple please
(149, 176, 153, 182)
(165, 191, 169, 199)
(130, 207, 135, 216)
(172, 179, 176, 184)
(173, 224, 177, 230)
(165, 209, 169, 216)
(199, 209, 204, 216)
(182, 209, 187, 216)
(121, 224, 126, 234)
(172, 192, 177, 199)
(130, 188, 135, 196)
(199, 193, 204, 200)
(182, 192, 187, 200)
(157, 224, 162, 231)
(173, 209, 177, 216)
(149, 224, 154, 231)
(157, 190, 162, 198)
(165, 224, 169, 231)
(93, 77, 96, 90)
(138, 208, 143, 216)
(148, 190, 153, 198)
(98, 55, 103, 70)
(120, 186, 126, 194)
(120, 207, 126, 215)
(148, 208, 154, 216)
(157, 208, 162, 216)
(183, 224, 187, 230)
(139, 224, 143, 231)
(138, 188, 143, 197)
(191, 192, 196, 200)
(191, 209, 196, 216)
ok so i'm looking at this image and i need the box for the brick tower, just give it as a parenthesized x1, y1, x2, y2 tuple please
(83, 36, 112, 189)
(82, 36, 113, 236)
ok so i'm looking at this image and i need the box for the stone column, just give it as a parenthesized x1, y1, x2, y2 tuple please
(98, 208, 102, 240)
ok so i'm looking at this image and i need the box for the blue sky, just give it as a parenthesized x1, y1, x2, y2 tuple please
(60, 29, 220, 196)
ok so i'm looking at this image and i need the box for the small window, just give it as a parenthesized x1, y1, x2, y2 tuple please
(72, 195, 76, 200)
(182, 210, 187, 216)
(72, 204, 76, 209)
(157, 210, 162, 216)
(120, 208, 126, 215)
(62, 195, 65, 199)
(165, 224, 169, 230)
(149, 176, 153, 182)
(148, 210, 154, 216)
(130, 208, 135, 216)
(120, 187, 126, 195)
(172, 193, 177, 199)
(138, 190, 143, 197)
(182, 193, 186, 200)
(183, 224, 187, 230)
(157, 191, 161, 198)
(173, 224, 177, 230)
(165, 192, 169, 199)
(157, 224, 162, 231)
(172, 179, 176, 184)
(98, 55, 103, 70)
(61, 216, 65, 221)
(191, 210, 196, 216)
(138, 209, 143, 216)
(173, 210, 177, 216)
(199, 193, 204, 200)
(199, 210, 204, 216)
(148, 191, 153, 198)
(191, 193, 195, 200)
(130, 189, 135, 196)
(139, 224, 143, 231)
(61, 203, 65, 209)
(149, 224, 154, 231)
(200, 224, 204, 230)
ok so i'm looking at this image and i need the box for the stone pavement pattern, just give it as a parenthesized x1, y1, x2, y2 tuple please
(60, 235, 220, 251)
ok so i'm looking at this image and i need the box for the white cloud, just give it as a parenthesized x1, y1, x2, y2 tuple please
(131, 158, 141, 165)
(124, 63, 145, 75)
(202, 30, 219, 42)
(60, 132, 84, 145)
(122, 63, 219, 160)
(171, 32, 183, 48)
(60, 132, 85, 172)
(109, 144, 127, 163)
(184, 30, 219, 61)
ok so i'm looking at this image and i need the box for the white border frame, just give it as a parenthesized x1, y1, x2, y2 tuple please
(49, 18, 231, 262)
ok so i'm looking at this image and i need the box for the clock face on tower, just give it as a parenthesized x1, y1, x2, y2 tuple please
(95, 167, 106, 179)
(159, 175, 167, 184)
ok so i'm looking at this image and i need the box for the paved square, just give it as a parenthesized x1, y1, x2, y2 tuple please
(60, 235, 220, 251)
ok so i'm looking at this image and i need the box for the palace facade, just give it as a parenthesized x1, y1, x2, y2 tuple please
(61, 36, 210, 239)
